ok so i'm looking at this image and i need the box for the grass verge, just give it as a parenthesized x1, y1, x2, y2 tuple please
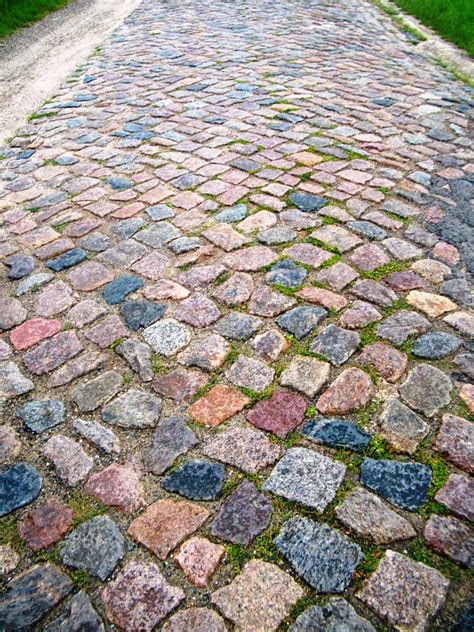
(0, 0, 70, 38)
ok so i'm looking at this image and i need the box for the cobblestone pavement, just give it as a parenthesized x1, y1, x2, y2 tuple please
(0, 1, 473, 630)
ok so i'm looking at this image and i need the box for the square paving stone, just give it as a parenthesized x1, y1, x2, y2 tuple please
(152, 368, 208, 403)
(17, 498, 74, 550)
(211, 559, 303, 632)
(202, 425, 281, 474)
(357, 550, 449, 632)
(435, 414, 474, 474)
(311, 225, 362, 252)
(263, 447, 345, 510)
(379, 399, 429, 454)
(101, 560, 184, 632)
(424, 514, 474, 569)
(309, 324, 359, 365)
(211, 480, 273, 545)
(335, 487, 416, 545)
(84, 463, 145, 513)
(435, 474, 474, 522)
(275, 516, 363, 593)
(279, 356, 330, 397)
(213, 311, 263, 340)
(16, 399, 64, 433)
(128, 499, 209, 559)
(60, 515, 124, 580)
(360, 458, 431, 511)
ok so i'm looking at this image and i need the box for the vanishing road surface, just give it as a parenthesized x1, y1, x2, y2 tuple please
(0, 1, 473, 631)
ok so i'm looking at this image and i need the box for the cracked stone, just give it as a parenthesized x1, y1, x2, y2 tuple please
(116, 338, 153, 381)
(71, 371, 123, 412)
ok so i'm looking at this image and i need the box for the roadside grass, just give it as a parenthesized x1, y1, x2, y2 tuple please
(391, 0, 474, 57)
(0, 0, 70, 38)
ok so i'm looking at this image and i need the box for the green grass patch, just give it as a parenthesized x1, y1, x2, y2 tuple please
(392, 0, 473, 56)
(68, 492, 106, 527)
(360, 260, 411, 281)
(0, 0, 70, 38)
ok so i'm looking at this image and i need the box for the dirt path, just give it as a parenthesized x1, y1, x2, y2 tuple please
(0, 0, 142, 145)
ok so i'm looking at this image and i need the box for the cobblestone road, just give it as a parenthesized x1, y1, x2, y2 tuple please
(0, 1, 473, 630)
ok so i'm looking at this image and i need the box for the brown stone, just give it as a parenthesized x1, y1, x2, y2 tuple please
(153, 368, 208, 402)
(18, 498, 74, 550)
(0, 425, 21, 464)
(188, 384, 250, 427)
(316, 368, 372, 414)
(358, 342, 407, 383)
(296, 287, 347, 311)
(128, 499, 209, 559)
(406, 290, 456, 318)
(67, 261, 114, 292)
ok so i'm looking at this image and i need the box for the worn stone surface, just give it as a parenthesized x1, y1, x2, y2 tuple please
(316, 368, 372, 414)
(211, 480, 273, 545)
(10, 317, 61, 351)
(412, 332, 462, 359)
(0, 544, 20, 575)
(302, 418, 370, 451)
(335, 487, 416, 544)
(246, 389, 307, 437)
(177, 334, 230, 371)
(162, 608, 227, 632)
(263, 447, 345, 510)
(153, 367, 208, 403)
(42, 435, 93, 486)
(128, 499, 209, 559)
(71, 371, 123, 412)
(44, 591, 104, 632)
(399, 364, 452, 417)
(310, 324, 359, 365)
(0, 564, 72, 629)
(291, 599, 375, 632)
(203, 425, 281, 473)
(16, 399, 64, 433)
(162, 460, 224, 500)
(101, 560, 184, 631)
(276, 305, 327, 339)
(214, 311, 262, 340)
(73, 418, 121, 454)
(0, 360, 34, 399)
(60, 515, 124, 580)
(435, 414, 473, 474)
(23, 331, 83, 375)
(435, 474, 474, 521)
(212, 559, 303, 631)
(143, 416, 198, 475)
(360, 458, 431, 511)
(0, 425, 21, 464)
(0, 463, 42, 516)
(188, 384, 249, 427)
(175, 537, 224, 587)
(275, 516, 363, 593)
(358, 342, 407, 383)
(280, 356, 329, 397)
(379, 399, 429, 454)
(84, 463, 145, 513)
(225, 354, 274, 392)
(143, 318, 191, 356)
(376, 310, 431, 345)
(102, 389, 161, 428)
(18, 498, 74, 550)
(425, 515, 473, 569)
(357, 551, 449, 632)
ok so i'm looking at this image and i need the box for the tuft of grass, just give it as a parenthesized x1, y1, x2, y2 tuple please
(27, 111, 56, 121)
(359, 322, 378, 347)
(299, 172, 312, 182)
(356, 398, 380, 428)
(68, 492, 106, 527)
(367, 435, 390, 459)
(359, 260, 410, 281)
(0, 0, 70, 38)
(415, 451, 450, 518)
(0, 516, 25, 552)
